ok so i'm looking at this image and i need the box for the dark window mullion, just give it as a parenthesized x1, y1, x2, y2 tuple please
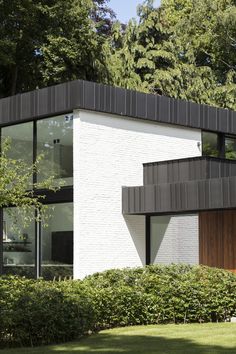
(146, 216, 151, 265)
(33, 120, 37, 184)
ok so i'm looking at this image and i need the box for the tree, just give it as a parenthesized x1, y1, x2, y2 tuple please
(0, 139, 57, 228)
(107, 0, 236, 110)
(0, 0, 115, 97)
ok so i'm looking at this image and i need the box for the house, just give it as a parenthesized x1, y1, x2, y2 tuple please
(0, 80, 236, 279)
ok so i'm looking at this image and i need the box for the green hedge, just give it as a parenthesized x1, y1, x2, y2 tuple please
(1, 265, 236, 348)
(0, 277, 95, 347)
(84, 265, 236, 328)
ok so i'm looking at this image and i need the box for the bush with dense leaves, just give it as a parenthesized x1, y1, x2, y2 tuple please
(0, 277, 95, 347)
(84, 265, 236, 328)
(1, 265, 236, 348)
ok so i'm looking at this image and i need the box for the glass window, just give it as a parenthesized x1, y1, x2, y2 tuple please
(150, 216, 171, 264)
(37, 114, 73, 186)
(41, 203, 73, 280)
(3, 207, 35, 278)
(2, 122, 33, 184)
(225, 137, 236, 160)
(202, 132, 219, 157)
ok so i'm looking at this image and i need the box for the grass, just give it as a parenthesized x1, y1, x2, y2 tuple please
(1, 323, 236, 354)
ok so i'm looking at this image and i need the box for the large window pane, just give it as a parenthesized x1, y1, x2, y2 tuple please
(41, 203, 73, 280)
(37, 115, 73, 186)
(2, 122, 33, 184)
(3, 208, 35, 278)
(225, 137, 236, 160)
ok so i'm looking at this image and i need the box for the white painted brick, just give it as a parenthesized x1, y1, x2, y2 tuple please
(151, 215, 199, 265)
(73, 110, 201, 278)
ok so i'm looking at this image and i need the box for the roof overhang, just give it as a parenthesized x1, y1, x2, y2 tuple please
(122, 157, 236, 215)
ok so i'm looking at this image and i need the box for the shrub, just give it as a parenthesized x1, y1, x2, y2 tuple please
(0, 264, 236, 348)
(84, 264, 236, 327)
(0, 277, 95, 347)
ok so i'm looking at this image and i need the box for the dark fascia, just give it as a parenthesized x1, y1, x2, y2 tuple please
(0, 79, 236, 134)
(122, 175, 236, 215)
(143, 156, 236, 185)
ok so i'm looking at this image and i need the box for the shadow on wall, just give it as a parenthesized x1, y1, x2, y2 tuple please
(124, 215, 146, 266)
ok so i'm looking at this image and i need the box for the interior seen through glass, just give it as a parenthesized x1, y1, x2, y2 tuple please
(3, 207, 35, 278)
(37, 114, 73, 186)
(2, 203, 73, 279)
(41, 203, 73, 280)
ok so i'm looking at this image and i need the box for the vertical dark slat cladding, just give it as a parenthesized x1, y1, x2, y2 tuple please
(218, 108, 229, 133)
(172, 161, 179, 183)
(177, 99, 188, 126)
(159, 96, 170, 124)
(125, 90, 132, 117)
(147, 94, 156, 120)
(140, 187, 145, 213)
(222, 178, 230, 207)
(1, 79, 236, 133)
(154, 95, 160, 122)
(131, 187, 136, 213)
(134, 187, 141, 213)
(114, 87, 126, 116)
(95, 83, 102, 112)
(130, 90, 137, 117)
(229, 177, 236, 205)
(207, 106, 218, 131)
(179, 160, 189, 182)
(105, 85, 112, 113)
(198, 179, 207, 210)
(122, 187, 127, 214)
(1, 97, 10, 123)
(189, 101, 200, 128)
(169, 98, 176, 124)
(69, 80, 82, 108)
(136, 92, 147, 119)
(84, 81, 96, 110)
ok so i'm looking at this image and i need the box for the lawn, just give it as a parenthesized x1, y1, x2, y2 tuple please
(2, 323, 236, 354)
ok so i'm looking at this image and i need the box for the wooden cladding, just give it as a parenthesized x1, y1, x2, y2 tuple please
(199, 210, 236, 272)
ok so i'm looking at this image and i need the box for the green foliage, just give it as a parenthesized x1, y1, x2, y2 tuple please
(0, 277, 95, 347)
(0, 0, 114, 97)
(1, 265, 236, 348)
(85, 265, 236, 327)
(107, 0, 236, 110)
(0, 138, 57, 227)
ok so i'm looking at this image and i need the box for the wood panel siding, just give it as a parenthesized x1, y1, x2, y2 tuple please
(199, 210, 236, 272)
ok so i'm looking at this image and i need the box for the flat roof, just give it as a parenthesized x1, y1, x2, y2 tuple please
(0, 80, 235, 134)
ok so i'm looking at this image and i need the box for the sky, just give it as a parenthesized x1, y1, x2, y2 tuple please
(109, 0, 161, 23)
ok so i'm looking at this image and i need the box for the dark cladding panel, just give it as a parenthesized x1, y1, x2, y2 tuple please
(136, 92, 147, 119)
(158, 96, 171, 123)
(147, 94, 156, 120)
(0, 79, 235, 134)
(70, 80, 83, 108)
(189, 101, 200, 128)
(207, 106, 218, 131)
(123, 176, 236, 215)
(218, 108, 229, 133)
(115, 87, 126, 116)
(177, 99, 188, 126)
(84, 81, 96, 110)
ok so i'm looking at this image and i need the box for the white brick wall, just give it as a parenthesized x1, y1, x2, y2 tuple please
(151, 215, 199, 265)
(73, 110, 201, 278)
